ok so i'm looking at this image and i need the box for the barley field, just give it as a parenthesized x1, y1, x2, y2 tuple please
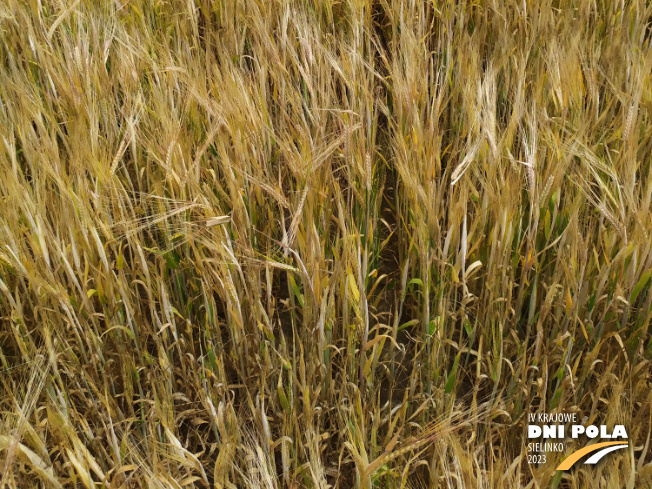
(0, 1, 651, 488)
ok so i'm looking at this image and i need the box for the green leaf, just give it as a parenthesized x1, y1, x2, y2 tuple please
(164, 251, 180, 270)
(428, 320, 437, 336)
(142, 246, 162, 255)
(587, 291, 597, 313)
(428, 316, 441, 336)
(288, 274, 304, 308)
(549, 387, 563, 410)
(445, 352, 461, 394)
(398, 319, 419, 331)
(464, 318, 472, 337)
(207, 349, 217, 372)
(544, 209, 551, 239)
(556, 365, 564, 382)
(277, 382, 289, 412)
(630, 271, 651, 305)
(407, 278, 423, 287)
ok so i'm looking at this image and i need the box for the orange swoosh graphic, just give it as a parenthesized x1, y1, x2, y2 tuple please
(556, 441, 628, 470)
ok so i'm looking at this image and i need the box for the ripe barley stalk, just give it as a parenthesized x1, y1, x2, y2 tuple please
(0, 1, 650, 488)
